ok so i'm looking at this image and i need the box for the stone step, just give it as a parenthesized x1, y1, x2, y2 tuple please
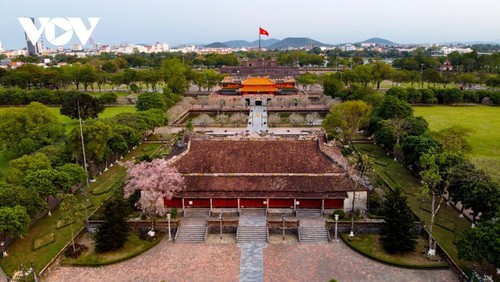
(237, 226, 268, 243)
(240, 208, 267, 217)
(175, 225, 207, 243)
(298, 226, 329, 243)
(184, 208, 210, 218)
(296, 209, 323, 218)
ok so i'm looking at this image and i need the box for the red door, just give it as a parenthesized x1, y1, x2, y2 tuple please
(240, 198, 266, 208)
(324, 199, 344, 209)
(212, 198, 238, 208)
(185, 198, 210, 208)
(297, 199, 322, 209)
(164, 198, 183, 208)
(269, 199, 294, 208)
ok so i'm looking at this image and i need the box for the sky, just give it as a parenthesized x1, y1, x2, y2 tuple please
(1, 0, 500, 49)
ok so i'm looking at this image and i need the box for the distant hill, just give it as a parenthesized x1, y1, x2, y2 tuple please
(359, 37, 396, 45)
(268, 37, 329, 49)
(204, 42, 229, 48)
(223, 38, 280, 48)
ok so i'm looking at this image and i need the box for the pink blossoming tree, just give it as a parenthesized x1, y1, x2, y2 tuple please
(123, 159, 185, 230)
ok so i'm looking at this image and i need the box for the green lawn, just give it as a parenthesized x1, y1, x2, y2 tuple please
(0, 106, 137, 172)
(354, 143, 474, 274)
(341, 233, 448, 268)
(62, 232, 164, 266)
(413, 105, 500, 181)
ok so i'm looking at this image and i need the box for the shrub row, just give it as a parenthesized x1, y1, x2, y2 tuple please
(0, 88, 119, 106)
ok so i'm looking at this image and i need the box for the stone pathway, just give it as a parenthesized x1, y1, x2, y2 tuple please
(239, 243, 266, 282)
(247, 106, 268, 133)
(264, 242, 456, 282)
(45, 241, 240, 282)
(238, 209, 268, 281)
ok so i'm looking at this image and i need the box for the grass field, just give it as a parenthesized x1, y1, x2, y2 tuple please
(354, 143, 474, 275)
(0, 106, 137, 172)
(413, 105, 500, 181)
(341, 233, 448, 268)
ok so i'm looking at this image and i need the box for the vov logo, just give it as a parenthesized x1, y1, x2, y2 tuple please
(18, 17, 100, 46)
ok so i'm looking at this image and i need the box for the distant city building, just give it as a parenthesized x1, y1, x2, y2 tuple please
(341, 44, 357, 51)
(25, 17, 41, 56)
(71, 44, 83, 51)
(220, 59, 300, 78)
(0, 41, 3, 52)
(360, 42, 376, 48)
(440, 46, 473, 55)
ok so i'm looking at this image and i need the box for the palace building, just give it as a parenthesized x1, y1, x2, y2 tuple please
(216, 76, 298, 101)
(164, 135, 369, 214)
(220, 58, 300, 78)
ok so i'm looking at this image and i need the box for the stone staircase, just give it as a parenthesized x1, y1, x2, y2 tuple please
(237, 226, 268, 243)
(296, 209, 322, 218)
(240, 208, 267, 217)
(298, 226, 329, 243)
(175, 225, 207, 243)
(184, 208, 210, 218)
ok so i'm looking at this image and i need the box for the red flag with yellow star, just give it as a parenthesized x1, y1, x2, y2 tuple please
(259, 27, 269, 36)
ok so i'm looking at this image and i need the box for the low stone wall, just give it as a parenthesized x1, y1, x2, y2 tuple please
(421, 229, 468, 282)
(326, 220, 421, 235)
(86, 219, 180, 233)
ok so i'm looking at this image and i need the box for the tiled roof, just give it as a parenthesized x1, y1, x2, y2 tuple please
(173, 139, 343, 174)
(242, 76, 275, 86)
(178, 175, 358, 198)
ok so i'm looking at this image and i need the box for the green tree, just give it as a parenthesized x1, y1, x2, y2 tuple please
(457, 213, 500, 270)
(296, 73, 317, 90)
(79, 64, 97, 91)
(136, 92, 167, 111)
(322, 100, 372, 144)
(432, 125, 474, 154)
(59, 193, 86, 252)
(60, 92, 104, 120)
(0, 205, 31, 239)
(66, 121, 113, 169)
(372, 61, 393, 89)
(379, 188, 417, 253)
(0, 103, 64, 155)
(375, 95, 413, 120)
(386, 87, 409, 102)
(95, 197, 130, 253)
(322, 74, 344, 98)
(23, 169, 72, 202)
(0, 183, 46, 218)
(57, 163, 87, 187)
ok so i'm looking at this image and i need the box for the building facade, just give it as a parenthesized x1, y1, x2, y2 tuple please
(165, 136, 369, 214)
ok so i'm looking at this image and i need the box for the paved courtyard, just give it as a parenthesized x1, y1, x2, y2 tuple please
(44, 239, 457, 282)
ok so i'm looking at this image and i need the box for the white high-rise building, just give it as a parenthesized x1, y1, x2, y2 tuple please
(0, 40, 3, 51)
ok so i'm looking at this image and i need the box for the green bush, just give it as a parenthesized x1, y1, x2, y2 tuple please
(340, 146, 353, 156)
(332, 210, 345, 219)
(170, 208, 178, 219)
(368, 191, 382, 215)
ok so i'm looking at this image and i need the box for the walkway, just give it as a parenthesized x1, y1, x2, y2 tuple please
(238, 209, 268, 282)
(44, 238, 456, 282)
(247, 106, 268, 133)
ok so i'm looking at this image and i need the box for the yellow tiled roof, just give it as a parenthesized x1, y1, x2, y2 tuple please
(242, 76, 275, 86)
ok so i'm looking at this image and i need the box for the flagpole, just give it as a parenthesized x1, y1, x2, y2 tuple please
(259, 26, 261, 53)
